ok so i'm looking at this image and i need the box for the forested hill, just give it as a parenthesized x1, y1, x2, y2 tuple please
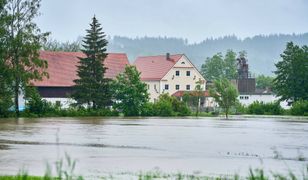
(107, 33, 308, 75)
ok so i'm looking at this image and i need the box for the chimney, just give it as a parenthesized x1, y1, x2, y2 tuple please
(166, 53, 170, 60)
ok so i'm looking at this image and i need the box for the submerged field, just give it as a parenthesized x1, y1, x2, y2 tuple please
(0, 116, 307, 179)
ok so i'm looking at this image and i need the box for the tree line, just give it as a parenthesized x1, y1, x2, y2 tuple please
(42, 31, 308, 76)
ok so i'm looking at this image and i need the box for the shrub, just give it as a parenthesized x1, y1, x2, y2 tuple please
(24, 87, 54, 116)
(234, 101, 247, 114)
(173, 101, 191, 116)
(154, 97, 174, 116)
(290, 100, 308, 116)
(247, 101, 265, 115)
(266, 102, 284, 115)
(153, 94, 191, 116)
(247, 101, 284, 115)
(0, 98, 13, 118)
(140, 103, 156, 116)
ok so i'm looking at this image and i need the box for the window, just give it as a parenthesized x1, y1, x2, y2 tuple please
(175, 85, 180, 90)
(147, 84, 150, 90)
(186, 85, 190, 90)
(240, 96, 244, 99)
(175, 70, 180, 76)
(181, 61, 185, 64)
(165, 84, 169, 90)
(245, 96, 249, 100)
(186, 71, 191, 76)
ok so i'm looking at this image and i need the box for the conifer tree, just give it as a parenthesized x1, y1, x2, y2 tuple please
(73, 16, 111, 109)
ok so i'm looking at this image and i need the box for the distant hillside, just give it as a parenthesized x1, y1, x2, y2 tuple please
(107, 33, 308, 75)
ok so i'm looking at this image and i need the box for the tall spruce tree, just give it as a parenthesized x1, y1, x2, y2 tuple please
(73, 16, 111, 109)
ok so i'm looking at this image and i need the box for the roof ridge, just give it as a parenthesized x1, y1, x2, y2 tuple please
(136, 54, 184, 59)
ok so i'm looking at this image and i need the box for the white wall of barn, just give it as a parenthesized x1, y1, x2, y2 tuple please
(238, 94, 290, 109)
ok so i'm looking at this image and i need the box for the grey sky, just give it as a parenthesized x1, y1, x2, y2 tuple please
(36, 0, 308, 43)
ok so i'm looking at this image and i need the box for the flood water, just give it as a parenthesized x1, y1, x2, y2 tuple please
(0, 116, 307, 178)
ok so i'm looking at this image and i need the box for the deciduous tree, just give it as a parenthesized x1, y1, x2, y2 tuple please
(209, 78, 238, 119)
(201, 50, 238, 81)
(0, 0, 13, 116)
(273, 42, 308, 102)
(112, 65, 149, 116)
(42, 38, 81, 52)
(256, 75, 274, 90)
(4, 0, 49, 116)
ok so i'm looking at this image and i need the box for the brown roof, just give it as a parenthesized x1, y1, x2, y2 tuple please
(134, 54, 183, 80)
(172, 91, 210, 97)
(32, 51, 129, 87)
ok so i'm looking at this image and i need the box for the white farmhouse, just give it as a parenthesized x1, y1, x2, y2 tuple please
(134, 53, 206, 102)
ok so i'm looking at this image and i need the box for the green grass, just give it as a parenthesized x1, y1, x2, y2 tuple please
(1, 167, 307, 180)
(0, 176, 43, 180)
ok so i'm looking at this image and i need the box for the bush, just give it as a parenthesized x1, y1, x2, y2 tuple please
(247, 101, 284, 115)
(0, 97, 13, 118)
(140, 94, 191, 117)
(290, 100, 308, 116)
(140, 103, 156, 116)
(153, 94, 191, 116)
(24, 87, 54, 116)
(234, 101, 247, 114)
(153, 96, 174, 116)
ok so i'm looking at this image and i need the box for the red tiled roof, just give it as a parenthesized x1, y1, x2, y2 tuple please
(134, 54, 183, 80)
(32, 51, 129, 87)
(172, 91, 210, 97)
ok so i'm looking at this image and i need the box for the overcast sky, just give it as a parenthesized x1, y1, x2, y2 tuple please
(36, 0, 308, 43)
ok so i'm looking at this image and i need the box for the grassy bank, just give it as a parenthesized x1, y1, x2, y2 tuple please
(1, 167, 308, 180)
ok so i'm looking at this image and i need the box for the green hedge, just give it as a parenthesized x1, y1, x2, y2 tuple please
(141, 94, 191, 116)
(246, 101, 284, 115)
(290, 100, 308, 116)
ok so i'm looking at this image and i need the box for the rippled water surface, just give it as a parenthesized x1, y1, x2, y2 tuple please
(0, 116, 307, 178)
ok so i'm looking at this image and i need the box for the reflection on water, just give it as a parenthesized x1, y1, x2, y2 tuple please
(0, 116, 307, 178)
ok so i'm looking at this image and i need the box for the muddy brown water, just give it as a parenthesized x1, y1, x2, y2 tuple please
(0, 116, 307, 178)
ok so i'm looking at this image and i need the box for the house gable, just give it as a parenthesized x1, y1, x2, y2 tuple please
(162, 55, 205, 82)
(160, 55, 206, 95)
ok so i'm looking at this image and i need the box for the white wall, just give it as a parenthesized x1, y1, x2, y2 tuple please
(18, 91, 26, 111)
(238, 94, 289, 109)
(42, 98, 76, 109)
(144, 80, 161, 102)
